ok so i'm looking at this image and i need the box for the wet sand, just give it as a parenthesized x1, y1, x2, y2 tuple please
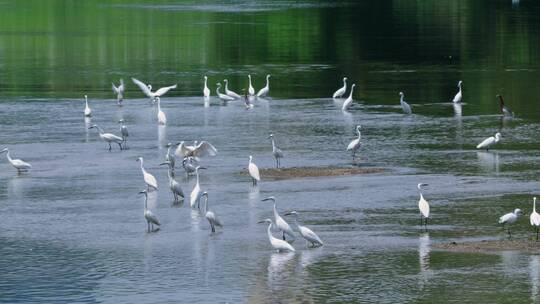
(435, 239, 540, 253)
(254, 166, 385, 179)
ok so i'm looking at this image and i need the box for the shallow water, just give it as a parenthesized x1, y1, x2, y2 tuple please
(2, 1, 540, 303)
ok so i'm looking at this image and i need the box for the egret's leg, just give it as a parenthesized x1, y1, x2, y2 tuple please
(108, 143, 112, 151)
(536, 226, 538, 241)
(420, 215, 423, 226)
(211, 224, 215, 233)
(282, 232, 286, 241)
(118, 142, 123, 150)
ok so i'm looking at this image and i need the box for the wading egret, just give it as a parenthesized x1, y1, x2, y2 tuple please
(88, 124, 123, 150)
(112, 79, 125, 105)
(139, 190, 160, 232)
(84, 95, 92, 117)
(175, 141, 218, 159)
(216, 83, 235, 101)
(118, 119, 129, 149)
(333, 77, 347, 99)
(248, 155, 260, 186)
(200, 192, 222, 233)
(190, 166, 206, 208)
(399, 92, 412, 114)
(160, 161, 184, 202)
(244, 92, 254, 109)
(156, 97, 167, 125)
(499, 208, 523, 238)
(0, 148, 31, 173)
(182, 156, 198, 176)
(284, 211, 323, 247)
(223, 79, 241, 99)
(137, 157, 158, 191)
(131, 78, 177, 102)
(268, 134, 284, 168)
(497, 95, 514, 117)
(262, 197, 295, 241)
(476, 133, 501, 151)
(257, 74, 271, 98)
(165, 142, 178, 172)
(452, 81, 462, 103)
(418, 183, 430, 229)
(203, 76, 210, 98)
(248, 75, 255, 96)
(531, 197, 540, 240)
(342, 84, 356, 111)
(258, 219, 295, 252)
(346, 125, 362, 160)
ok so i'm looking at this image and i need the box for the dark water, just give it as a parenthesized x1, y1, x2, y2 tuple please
(2, 1, 540, 303)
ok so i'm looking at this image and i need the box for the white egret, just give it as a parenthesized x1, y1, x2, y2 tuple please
(476, 132, 501, 151)
(156, 97, 167, 125)
(497, 95, 514, 117)
(223, 79, 241, 99)
(268, 134, 284, 168)
(341, 84, 355, 111)
(333, 77, 347, 99)
(203, 76, 210, 98)
(257, 74, 271, 98)
(84, 95, 92, 117)
(190, 166, 206, 208)
(262, 197, 295, 241)
(531, 197, 540, 240)
(175, 141, 218, 159)
(137, 157, 158, 191)
(160, 161, 184, 202)
(0, 148, 31, 173)
(258, 219, 295, 252)
(216, 83, 235, 101)
(399, 92, 412, 114)
(118, 119, 129, 149)
(139, 190, 160, 232)
(284, 211, 323, 247)
(248, 75, 255, 96)
(112, 79, 125, 105)
(417, 183, 430, 228)
(131, 78, 177, 102)
(346, 125, 362, 160)
(452, 81, 462, 103)
(200, 192, 223, 233)
(248, 155, 260, 186)
(499, 208, 523, 238)
(88, 124, 123, 150)
(164, 142, 178, 172)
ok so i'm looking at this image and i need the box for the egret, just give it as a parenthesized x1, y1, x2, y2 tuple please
(399, 92, 412, 114)
(112, 79, 125, 105)
(160, 161, 184, 203)
(118, 119, 129, 149)
(203, 76, 210, 98)
(499, 208, 523, 238)
(139, 190, 160, 232)
(216, 83, 235, 101)
(175, 141, 218, 159)
(182, 156, 198, 176)
(0, 148, 31, 173)
(165, 142, 178, 173)
(244, 91, 254, 109)
(531, 197, 540, 240)
(190, 166, 206, 208)
(137, 157, 158, 191)
(88, 124, 123, 150)
(346, 125, 362, 160)
(476, 132, 501, 151)
(333, 77, 347, 99)
(200, 192, 223, 233)
(341, 84, 355, 111)
(417, 183, 430, 229)
(248, 75, 255, 96)
(257, 74, 271, 98)
(262, 197, 295, 241)
(497, 95, 514, 117)
(248, 155, 260, 186)
(284, 211, 323, 247)
(258, 219, 295, 253)
(452, 81, 462, 103)
(268, 134, 284, 168)
(224, 79, 241, 99)
(156, 97, 167, 125)
(131, 78, 177, 102)
(84, 95, 92, 117)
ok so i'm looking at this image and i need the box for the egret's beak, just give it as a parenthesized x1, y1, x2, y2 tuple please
(199, 167, 207, 170)
(159, 162, 169, 166)
(0, 149, 7, 153)
(138, 191, 146, 195)
(261, 197, 274, 202)
(257, 220, 267, 224)
(283, 212, 292, 216)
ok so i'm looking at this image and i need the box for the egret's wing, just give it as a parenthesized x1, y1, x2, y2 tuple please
(300, 226, 323, 245)
(132, 78, 153, 97)
(477, 137, 494, 149)
(175, 142, 191, 157)
(112, 83, 119, 94)
(249, 163, 260, 180)
(418, 197, 430, 218)
(499, 213, 511, 224)
(103, 133, 123, 142)
(118, 79, 125, 92)
(154, 84, 177, 96)
(13, 159, 31, 168)
(194, 141, 218, 157)
(146, 211, 161, 225)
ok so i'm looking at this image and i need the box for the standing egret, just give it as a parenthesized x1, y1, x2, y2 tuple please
(531, 197, 540, 240)
(182, 156, 198, 176)
(84, 95, 92, 117)
(341, 84, 356, 111)
(333, 77, 347, 99)
(257, 74, 271, 98)
(476, 133, 501, 151)
(200, 192, 223, 233)
(223, 79, 241, 99)
(137, 157, 158, 191)
(497, 95, 514, 117)
(175, 141, 218, 159)
(131, 78, 177, 102)
(284, 211, 323, 247)
(244, 90, 254, 109)
(139, 190, 160, 232)
(156, 97, 167, 125)
(190, 166, 206, 208)
(0, 148, 31, 173)
(118, 119, 129, 149)
(262, 197, 295, 241)
(248, 75, 255, 96)
(399, 92, 412, 114)
(165, 142, 178, 172)
(112, 79, 125, 105)
(216, 83, 235, 101)
(258, 219, 295, 252)
(88, 124, 123, 150)
(268, 134, 284, 168)
(499, 208, 523, 238)
(203, 76, 210, 98)
(452, 81, 462, 103)
(160, 161, 184, 203)
(248, 155, 260, 186)
(346, 125, 362, 160)
(418, 183, 430, 229)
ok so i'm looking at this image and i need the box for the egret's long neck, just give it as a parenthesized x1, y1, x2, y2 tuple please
(144, 196, 148, 210)
(266, 76, 270, 88)
(157, 100, 161, 111)
(96, 126, 104, 135)
(273, 203, 279, 218)
(217, 86, 221, 95)
(204, 78, 208, 88)
(249, 76, 252, 87)
(271, 138, 276, 149)
(343, 78, 347, 87)
(400, 95, 404, 103)
(202, 196, 208, 214)
(267, 223, 273, 240)
(5, 151, 12, 162)
(349, 86, 354, 98)
(357, 129, 361, 139)
(139, 160, 145, 173)
(196, 169, 200, 185)
(534, 199, 537, 213)
(225, 81, 228, 91)
(167, 168, 173, 181)
(167, 146, 172, 156)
